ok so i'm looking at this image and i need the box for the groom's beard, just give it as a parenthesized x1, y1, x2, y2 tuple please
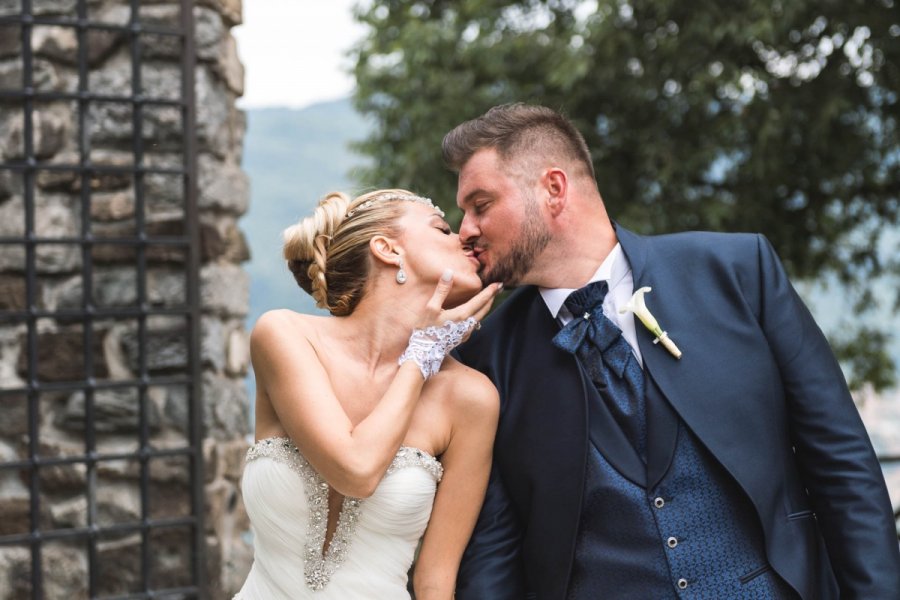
(479, 197, 551, 287)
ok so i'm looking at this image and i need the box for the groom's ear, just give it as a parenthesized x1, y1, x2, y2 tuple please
(369, 235, 402, 267)
(542, 167, 568, 217)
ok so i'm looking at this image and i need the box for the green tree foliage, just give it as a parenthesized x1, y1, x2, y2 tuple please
(351, 0, 900, 389)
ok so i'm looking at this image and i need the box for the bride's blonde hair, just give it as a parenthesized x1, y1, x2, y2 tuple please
(282, 189, 421, 316)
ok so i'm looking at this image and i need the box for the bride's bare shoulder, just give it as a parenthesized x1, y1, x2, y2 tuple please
(432, 358, 499, 418)
(250, 310, 329, 351)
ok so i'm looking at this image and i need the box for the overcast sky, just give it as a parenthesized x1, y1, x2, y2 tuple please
(232, 0, 367, 109)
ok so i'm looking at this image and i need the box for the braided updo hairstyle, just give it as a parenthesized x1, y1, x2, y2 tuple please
(282, 189, 414, 316)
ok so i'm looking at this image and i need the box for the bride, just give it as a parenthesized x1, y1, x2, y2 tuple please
(235, 189, 502, 599)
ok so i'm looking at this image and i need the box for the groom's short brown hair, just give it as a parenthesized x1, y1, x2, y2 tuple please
(442, 103, 595, 182)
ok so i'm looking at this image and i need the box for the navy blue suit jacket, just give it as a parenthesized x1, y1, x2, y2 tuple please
(455, 227, 900, 600)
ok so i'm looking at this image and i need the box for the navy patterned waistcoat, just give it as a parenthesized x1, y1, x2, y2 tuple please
(566, 377, 800, 599)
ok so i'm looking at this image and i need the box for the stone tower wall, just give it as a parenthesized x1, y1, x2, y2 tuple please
(0, 0, 252, 596)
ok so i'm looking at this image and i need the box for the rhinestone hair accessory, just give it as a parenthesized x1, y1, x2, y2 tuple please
(346, 193, 445, 218)
(399, 317, 478, 379)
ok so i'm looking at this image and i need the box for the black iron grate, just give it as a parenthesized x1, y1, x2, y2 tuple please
(0, 0, 205, 597)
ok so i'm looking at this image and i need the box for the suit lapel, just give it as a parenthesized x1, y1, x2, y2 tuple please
(617, 226, 679, 489)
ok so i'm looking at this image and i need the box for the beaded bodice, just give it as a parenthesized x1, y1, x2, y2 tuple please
(236, 436, 443, 599)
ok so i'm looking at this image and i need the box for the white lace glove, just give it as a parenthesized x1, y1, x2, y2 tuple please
(399, 317, 479, 380)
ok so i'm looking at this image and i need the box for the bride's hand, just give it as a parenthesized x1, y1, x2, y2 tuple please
(418, 269, 502, 333)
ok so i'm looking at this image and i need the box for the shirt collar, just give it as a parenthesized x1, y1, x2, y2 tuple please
(539, 243, 627, 319)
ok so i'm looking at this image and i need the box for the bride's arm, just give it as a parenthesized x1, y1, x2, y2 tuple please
(413, 365, 499, 600)
(250, 279, 499, 499)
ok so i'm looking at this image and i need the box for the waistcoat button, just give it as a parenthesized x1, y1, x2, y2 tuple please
(654, 497, 665, 508)
(667, 536, 678, 548)
(677, 578, 688, 589)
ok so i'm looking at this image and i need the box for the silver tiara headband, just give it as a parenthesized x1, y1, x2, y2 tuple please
(345, 193, 445, 218)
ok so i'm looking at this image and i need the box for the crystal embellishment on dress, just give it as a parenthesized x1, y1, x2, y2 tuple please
(246, 437, 362, 591)
(387, 446, 443, 482)
(244, 437, 443, 591)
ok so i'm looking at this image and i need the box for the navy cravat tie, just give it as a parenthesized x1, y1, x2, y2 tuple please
(552, 281, 647, 460)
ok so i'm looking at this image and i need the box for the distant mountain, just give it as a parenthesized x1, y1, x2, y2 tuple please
(242, 99, 372, 329)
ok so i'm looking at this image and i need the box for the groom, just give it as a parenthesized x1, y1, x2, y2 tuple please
(446, 103, 900, 599)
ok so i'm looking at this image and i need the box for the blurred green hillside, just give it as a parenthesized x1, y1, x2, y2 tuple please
(242, 99, 372, 330)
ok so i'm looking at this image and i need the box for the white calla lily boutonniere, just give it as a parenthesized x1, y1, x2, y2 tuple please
(619, 286, 682, 359)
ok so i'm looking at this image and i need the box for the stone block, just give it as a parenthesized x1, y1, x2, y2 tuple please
(0, 326, 25, 390)
(120, 326, 188, 373)
(200, 219, 250, 263)
(225, 327, 249, 377)
(0, 275, 25, 311)
(18, 329, 107, 382)
(49, 495, 88, 529)
(32, 0, 77, 16)
(0, 102, 71, 160)
(57, 388, 161, 433)
(32, 25, 77, 65)
(194, 6, 225, 63)
(203, 437, 219, 483)
(0, 496, 30, 535)
(0, 58, 23, 92)
(200, 263, 249, 318)
(92, 266, 138, 308)
(0, 166, 22, 200)
(0, 194, 24, 239)
(41, 541, 88, 599)
(149, 479, 191, 519)
(148, 527, 193, 589)
(34, 191, 80, 238)
(201, 316, 225, 372)
(217, 437, 249, 482)
(90, 190, 135, 221)
(140, 60, 182, 101)
(85, 27, 124, 66)
(96, 534, 142, 596)
(217, 33, 244, 96)
(195, 65, 230, 157)
(147, 267, 187, 307)
(0, 545, 32, 599)
(148, 453, 189, 485)
(198, 0, 242, 26)
(0, 393, 27, 436)
(38, 460, 85, 494)
(197, 158, 237, 213)
(202, 372, 249, 441)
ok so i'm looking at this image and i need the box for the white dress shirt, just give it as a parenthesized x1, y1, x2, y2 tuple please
(539, 243, 643, 365)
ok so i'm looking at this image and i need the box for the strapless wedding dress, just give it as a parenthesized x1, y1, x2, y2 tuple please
(234, 437, 443, 599)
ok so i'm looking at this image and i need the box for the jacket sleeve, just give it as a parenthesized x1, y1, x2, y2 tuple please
(455, 464, 527, 599)
(755, 234, 900, 596)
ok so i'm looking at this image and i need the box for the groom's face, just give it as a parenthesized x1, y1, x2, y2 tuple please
(457, 148, 551, 286)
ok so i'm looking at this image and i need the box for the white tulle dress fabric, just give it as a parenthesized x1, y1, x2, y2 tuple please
(234, 437, 443, 599)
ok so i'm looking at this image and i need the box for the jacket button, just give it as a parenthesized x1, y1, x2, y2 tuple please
(667, 536, 678, 549)
(654, 497, 665, 508)
(677, 578, 688, 589)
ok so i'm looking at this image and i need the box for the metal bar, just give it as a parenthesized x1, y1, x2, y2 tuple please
(18, 0, 44, 595)
(0, 236, 191, 245)
(0, 516, 199, 546)
(0, 15, 183, 36)
(75, 0, 101, 592)
(0, 306, 193, 322)
(0, 164, 186, 175)
(0, 90, 185, 107)
(0, 375, 193, 396)
(127, 2, 155, 591)
(180, 0, 207, 593)
(0, 446, 196, 470)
